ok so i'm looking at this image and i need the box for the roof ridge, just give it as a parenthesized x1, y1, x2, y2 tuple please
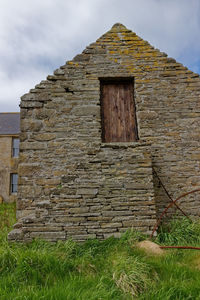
(111, 23, 127, 30)
(0, 112, 20, 114)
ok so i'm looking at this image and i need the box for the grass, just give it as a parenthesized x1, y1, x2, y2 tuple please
(1, 203, 200, 299)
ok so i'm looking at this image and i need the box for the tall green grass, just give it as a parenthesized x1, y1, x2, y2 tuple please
(0, 202, 16, 242)
(155, 217, 200, 246)
(1, 203, 200, 299)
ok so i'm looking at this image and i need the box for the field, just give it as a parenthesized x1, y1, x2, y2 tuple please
(1, 203, 200, 299)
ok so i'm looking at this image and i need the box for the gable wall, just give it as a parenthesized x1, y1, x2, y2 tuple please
(9, 24, 200, 241)
(0, 136, 19, 203)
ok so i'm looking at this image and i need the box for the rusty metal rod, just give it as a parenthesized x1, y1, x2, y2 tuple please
(152, 167, 174, 202)
(160, 246, 200, 250)
(150, 188, 200, 238)
(152, 167, 190, 219)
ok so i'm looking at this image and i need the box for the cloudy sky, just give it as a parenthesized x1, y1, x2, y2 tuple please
(1, 0, 200, 112)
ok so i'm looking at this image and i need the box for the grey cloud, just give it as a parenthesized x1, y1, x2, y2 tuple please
(0, 0, 200, 111)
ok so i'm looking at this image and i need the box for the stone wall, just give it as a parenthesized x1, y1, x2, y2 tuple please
(11, 142, 156, 241)
(8, 23, 200, 241)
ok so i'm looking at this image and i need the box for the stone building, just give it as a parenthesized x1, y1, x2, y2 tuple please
(9, 23, 200, 242)
(0, 113, 20, 203)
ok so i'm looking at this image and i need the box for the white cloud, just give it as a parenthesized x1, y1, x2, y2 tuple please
(0, 0, 200, 111)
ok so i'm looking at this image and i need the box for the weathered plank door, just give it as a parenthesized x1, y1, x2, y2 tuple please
(100, 80, 138, 142)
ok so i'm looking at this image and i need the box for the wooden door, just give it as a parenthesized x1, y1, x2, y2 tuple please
(100, 80, 138, 142)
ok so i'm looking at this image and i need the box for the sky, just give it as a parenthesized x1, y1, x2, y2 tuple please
(1, 0, 200, 112)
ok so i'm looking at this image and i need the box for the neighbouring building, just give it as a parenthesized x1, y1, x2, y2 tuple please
(8, 23, 200, 242)
(0, 113, 20, 203)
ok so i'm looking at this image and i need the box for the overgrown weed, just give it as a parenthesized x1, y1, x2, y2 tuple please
(155, 216, 200, 246)
(1, 203, 200, 299)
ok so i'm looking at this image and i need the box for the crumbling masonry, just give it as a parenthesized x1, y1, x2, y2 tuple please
(9, 23, 200, 241)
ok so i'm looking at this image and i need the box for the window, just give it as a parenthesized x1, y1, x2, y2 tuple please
(100, 78, 138, 142)
(12, 138, 19, 157)
(10, 173, 18, 193)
